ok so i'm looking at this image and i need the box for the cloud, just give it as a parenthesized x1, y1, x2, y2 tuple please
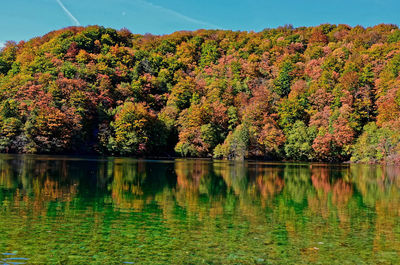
(136, 0, 219, 28)
(0, 41, 4, 49)
(56, 0, 81, 26)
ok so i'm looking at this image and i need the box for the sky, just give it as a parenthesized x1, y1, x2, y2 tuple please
(1, 0, 400, 47)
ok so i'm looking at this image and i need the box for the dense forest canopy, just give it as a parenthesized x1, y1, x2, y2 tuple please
(1, 24, 400, 162)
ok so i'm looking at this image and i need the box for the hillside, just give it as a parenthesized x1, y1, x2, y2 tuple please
(1, 24, 400, 162)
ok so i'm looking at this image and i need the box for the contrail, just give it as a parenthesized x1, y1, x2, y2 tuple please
(136, 0, 219, 28)
(56, 0, 81, 26)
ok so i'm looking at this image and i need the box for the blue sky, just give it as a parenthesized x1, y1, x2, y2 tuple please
(1, 0, 400, 47)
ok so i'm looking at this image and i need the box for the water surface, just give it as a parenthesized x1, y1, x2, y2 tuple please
(0, 155, 399, 264)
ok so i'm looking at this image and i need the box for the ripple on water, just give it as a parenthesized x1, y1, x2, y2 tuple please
(1, 256, 29, 265)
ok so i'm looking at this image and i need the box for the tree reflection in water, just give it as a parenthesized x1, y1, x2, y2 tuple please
(0, 155, 399, 264)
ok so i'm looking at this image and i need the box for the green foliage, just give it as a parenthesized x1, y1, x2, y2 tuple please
(214, 124, 249, 160)
(351, 122, 400, 163)
(306, 46, 324, 59)
(227, 106, 239, 131)
(278, 99, 306, 133)
(0, 99, 19, 118)
(108, 102, 167, 155)
(388, 53, 400, 78)
(200, 40, 219, 67)
(0, 58, 11, 75)
(284, 121, 315, 160)
(174, 141, 196, 157)
(0, 117, 23, 152)
(61, 62, 78, 79)
(0, 100, 23, 152)
(274, 61, 294, 97)
(388, 30, 400, 43)
(156, 40, 176, 55)
(200, 124, 220, 150)
(0, 42, 17, 75)
(359, 64, 374, 87)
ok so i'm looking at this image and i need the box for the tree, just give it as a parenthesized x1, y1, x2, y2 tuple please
(352, 122, 400, 163)
(284, 121, 315, 160)
(200, 40, 219, 67)
(214, 124, 249, 160)
(108, 102, 167, 155)
(274, 60, 294, 97)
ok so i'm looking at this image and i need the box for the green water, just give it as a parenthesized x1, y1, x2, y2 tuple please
(0, 155, 399, 264)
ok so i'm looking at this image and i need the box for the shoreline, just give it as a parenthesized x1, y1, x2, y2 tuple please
(1, 153, 398, 165)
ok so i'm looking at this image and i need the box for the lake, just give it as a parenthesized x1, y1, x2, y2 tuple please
(0, 155, 399, 264)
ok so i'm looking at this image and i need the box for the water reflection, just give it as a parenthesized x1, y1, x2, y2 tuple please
(0, 155, 399, 264)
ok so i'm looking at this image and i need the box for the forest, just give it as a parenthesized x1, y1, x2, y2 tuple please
(1, 24, 400, 163)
